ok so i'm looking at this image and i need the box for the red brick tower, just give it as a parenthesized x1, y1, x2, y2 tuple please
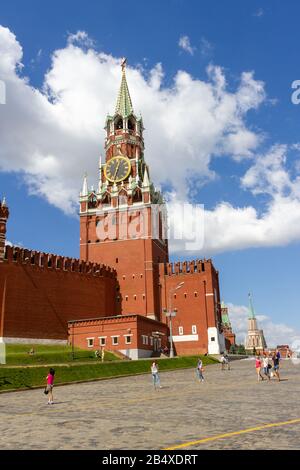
(0, 198, 9, 262)
(221, 301, 236, 350)
(80, 59, 168, 320)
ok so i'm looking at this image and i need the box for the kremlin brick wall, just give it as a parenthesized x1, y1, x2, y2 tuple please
(160, 260, 222, 355)
(0, 246, 118, 341)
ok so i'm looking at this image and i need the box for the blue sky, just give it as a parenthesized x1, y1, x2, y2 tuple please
(0, 0, 299, 345)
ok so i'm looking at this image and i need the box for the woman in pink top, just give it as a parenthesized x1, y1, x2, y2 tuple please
(46, 368, 55, 404)
(255, 356, 264, 382)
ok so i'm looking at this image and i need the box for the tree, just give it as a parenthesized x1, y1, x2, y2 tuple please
(237, 344, 246, 355)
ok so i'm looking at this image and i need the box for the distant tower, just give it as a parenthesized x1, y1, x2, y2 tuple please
(221, 301, 236, 350)
(245, 293, 267, 352)
(0, 198, 9, 261)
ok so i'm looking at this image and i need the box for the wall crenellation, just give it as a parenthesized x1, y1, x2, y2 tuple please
(4, 245, 116, 278)
(165, 259, 213, 276)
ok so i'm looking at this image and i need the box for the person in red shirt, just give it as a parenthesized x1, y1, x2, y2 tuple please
(45, 368, 55, 404)
(255, 356, 264, 382)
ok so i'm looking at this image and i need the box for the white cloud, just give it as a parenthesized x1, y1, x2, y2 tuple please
(199, 37, 213, 57)
(168, 144, 300, 255)
(0, 25, 265, 217)
(2, 26, 300, 255)
(227, 302, 300, 348)
(178, 35, 196, 55)
(253, 8, 264, 18)
(67, 30, 95, 48)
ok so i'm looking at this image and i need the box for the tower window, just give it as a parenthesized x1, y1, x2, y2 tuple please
(194, 291, 198, 297)
(115, 118, 123, 130)
(116, 258, 118, 263)
(128, 119, 135, 131)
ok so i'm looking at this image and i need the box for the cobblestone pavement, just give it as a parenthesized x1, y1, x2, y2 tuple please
(0, 359, 299, 450)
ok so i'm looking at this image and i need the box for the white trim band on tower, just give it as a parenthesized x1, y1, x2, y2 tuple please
(172, 334, 199, 343)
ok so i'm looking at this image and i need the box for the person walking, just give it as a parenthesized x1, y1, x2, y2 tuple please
(45, 368, 55, 404)
(255, 356, 264, 382)
(272, 352, 281, 382)
(224, 353, 230, 370)
(151, 361, 162, 389)
(220, 354, 226, 371)
(262, 354, 271, 380)
(196, 358, 204, 382)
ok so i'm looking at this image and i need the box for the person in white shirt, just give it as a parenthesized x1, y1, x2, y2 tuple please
(151, 361, 162, 389)
(262, 354, 271, 380)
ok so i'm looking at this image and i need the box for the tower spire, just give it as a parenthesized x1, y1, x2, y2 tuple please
(115, 58, 134, 118)
(81, 173, 88, 197)
(248, 292, 256, 319)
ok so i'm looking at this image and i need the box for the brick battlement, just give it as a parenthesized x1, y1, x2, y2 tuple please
(165, 259, 213, 275)
(3, 245, 116, 278)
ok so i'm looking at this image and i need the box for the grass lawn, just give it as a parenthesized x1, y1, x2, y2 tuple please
(0, 355, 218, 392)
(3, 343, 118, 365)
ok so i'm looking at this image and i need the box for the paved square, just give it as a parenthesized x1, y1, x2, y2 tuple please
(0, 359, 300, 449)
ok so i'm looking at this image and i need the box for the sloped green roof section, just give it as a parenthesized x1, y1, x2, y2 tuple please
(115, 64, 134, 118)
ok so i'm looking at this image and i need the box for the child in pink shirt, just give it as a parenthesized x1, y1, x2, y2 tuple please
(46, 368, 55, 404)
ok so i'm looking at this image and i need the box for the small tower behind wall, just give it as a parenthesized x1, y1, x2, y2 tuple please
(245, 293, 267, 352)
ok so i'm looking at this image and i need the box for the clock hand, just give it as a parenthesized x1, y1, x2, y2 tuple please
(114, 160, 121, 180)
(113, 160, 121, 180)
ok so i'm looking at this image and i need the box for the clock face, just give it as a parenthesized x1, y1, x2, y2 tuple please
(105, 156, 131, 183)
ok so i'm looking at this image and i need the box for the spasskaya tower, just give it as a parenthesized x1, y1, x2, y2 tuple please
(79, 59, 169, 320)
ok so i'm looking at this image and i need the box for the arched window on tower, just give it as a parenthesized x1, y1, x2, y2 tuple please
(119, 189, 128, 206)
(133, 188, 142, 204)
(115, 117, 123, 130)
(88, 193, 97, 209)
(101, 192, 111, 207)
(128, 117, 135, 131)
